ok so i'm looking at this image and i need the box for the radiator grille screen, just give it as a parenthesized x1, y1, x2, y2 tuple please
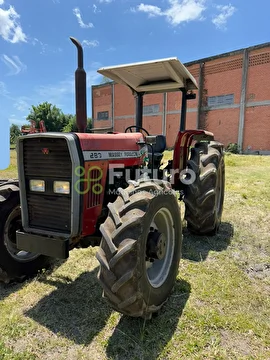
(22, 137, 72, 233)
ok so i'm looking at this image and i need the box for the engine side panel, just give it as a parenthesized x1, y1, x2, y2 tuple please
(79, 160, 108, 235)
(76, 132, 148, 236)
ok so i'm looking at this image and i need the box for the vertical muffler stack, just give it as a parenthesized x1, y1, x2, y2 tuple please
(70, 37, 87, 133)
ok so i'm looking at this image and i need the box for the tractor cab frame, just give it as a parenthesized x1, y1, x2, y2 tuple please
(97, 57, 214, 190)
(97, 56, 198, 131)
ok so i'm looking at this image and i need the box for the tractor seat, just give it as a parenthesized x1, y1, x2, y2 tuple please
(147, 135, 166, 165)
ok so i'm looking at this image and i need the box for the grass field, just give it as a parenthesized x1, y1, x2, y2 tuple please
(0, 150, 269, 359)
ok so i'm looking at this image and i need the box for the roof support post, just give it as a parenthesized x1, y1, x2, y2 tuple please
(162, 92, 167, 136)
(111, 82, 115, 131)
(180, 88, 187, 132)
(135, 92, 144, 130)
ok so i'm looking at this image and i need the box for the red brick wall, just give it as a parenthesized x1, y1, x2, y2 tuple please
(92, 45, 270, 152)
(244, 48, 270, 151)
(167, 92, 182, 112)
(92, 84, 112, 129)
(204, 54, 243, 102)
(114, 84, 134, 117)
(201, 54, 243, 145)
(142, 93, 163, 135)
(186, 64, 200, 111)
(113, 83, 134, 132)
(207, 108, 240, 146)
(246, 50, 270, 102)
(186, 112, 198, 131)
(166, 114, 180, 147)
(114, 118, 134, 133)
(244, 106, 270, 151)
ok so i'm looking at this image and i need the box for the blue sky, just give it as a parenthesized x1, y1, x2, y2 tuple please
(1, 0, 270, 130)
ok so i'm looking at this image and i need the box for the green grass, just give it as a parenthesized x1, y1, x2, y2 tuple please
(0, 150, 17, 179)
(0, 151, 270, 359)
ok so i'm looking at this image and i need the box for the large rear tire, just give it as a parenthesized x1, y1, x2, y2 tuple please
(0, 183, 52, 283)
(183, 141, 225, 235)
(96, 180, 182, 318)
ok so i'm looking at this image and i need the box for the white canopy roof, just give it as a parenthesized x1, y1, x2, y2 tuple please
(97, 57, 198, 94)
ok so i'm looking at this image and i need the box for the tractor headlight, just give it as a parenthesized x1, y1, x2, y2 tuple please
(53, 181, 70, 194)
(29, 179, 45, 192)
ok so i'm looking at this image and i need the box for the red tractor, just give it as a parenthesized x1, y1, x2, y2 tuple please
(0, 38, 225, 318)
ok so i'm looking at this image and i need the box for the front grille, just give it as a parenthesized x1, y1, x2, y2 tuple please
(23, 137, 72, 233)
(23, 137, 72, 178)
(27, 194, 71, 232)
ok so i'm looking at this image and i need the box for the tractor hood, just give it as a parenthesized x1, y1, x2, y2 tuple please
(76, 132, 144, 151)
(76, 132, 147, 161)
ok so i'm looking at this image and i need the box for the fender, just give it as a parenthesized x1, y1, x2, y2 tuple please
(172, 130, 214, 190)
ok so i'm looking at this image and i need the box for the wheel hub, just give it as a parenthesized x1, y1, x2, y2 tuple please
(146, 229, 166, 260)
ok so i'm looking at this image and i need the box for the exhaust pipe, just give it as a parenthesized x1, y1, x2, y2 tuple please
(70, 37, 87, 133)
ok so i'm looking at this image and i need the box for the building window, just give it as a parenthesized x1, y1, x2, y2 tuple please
(207, 94, 234, 107)
(97, 111, 109, 120)
(143, 104, 160, 115)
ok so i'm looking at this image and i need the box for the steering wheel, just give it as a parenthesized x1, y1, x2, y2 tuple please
(125, 126, 149, 137)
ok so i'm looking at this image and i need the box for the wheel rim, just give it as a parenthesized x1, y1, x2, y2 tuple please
(4, 206, 40, 262)
(145, 207, 175, 288)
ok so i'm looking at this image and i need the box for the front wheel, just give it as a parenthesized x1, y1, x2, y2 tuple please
(0, 184, 52, 283)
(96, 180, 182, 318)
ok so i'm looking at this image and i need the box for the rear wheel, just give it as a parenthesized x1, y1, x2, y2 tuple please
(96, 180, 182, 318)
(0, 184, 52, 283)
(183, 141, 225, 235)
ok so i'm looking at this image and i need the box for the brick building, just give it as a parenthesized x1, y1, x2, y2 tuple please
(92, 42, 270, 154)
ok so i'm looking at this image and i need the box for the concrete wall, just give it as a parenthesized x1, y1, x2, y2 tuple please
(92, 43, 270, 153)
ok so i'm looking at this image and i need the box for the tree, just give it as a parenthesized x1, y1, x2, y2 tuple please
(10, 124, 21, 144)
(26, 102, 69, 132)
(62, 115, 92, 133)
(62, 114, 77, 132)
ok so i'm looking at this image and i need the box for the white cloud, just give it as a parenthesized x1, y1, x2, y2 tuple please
(82, 39, 99, 47)
(0, 81, 9, 96)
(35, 63, 102, 106)
(31, 37, 62, 55)
(137, 4, 162, 17)
(14, 98, 30, 112)
(9, 115, 27, 126)
(93, 4, 101, 13)
(37, 78, 74, 99)
(106, 46, 116, 52)
(0, 4, 27, 43)
(0, 0, 4, 5)
(1, 54, 27, 75)
(98, 0, 113, 3)
(212, 4, 236, 30)
(134, 0, 206, 25)
(73, 7, 94, 28)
